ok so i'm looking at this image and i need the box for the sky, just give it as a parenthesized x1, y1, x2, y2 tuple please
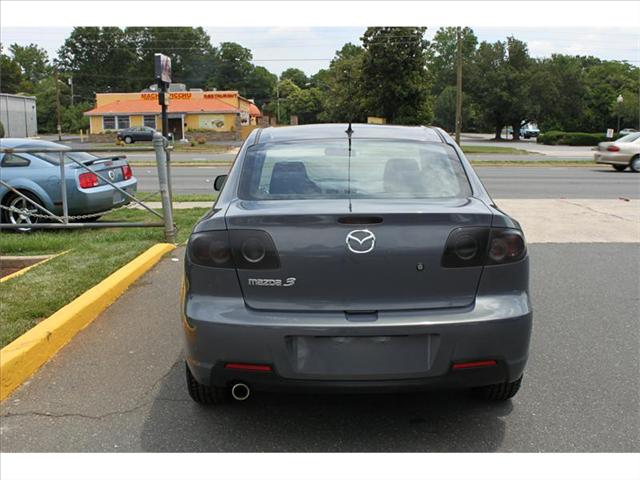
(1, 26, 638, 76)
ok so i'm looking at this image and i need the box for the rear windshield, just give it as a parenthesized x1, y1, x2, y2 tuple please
(616, 132, 640, 143)
(238, 139, 472, 200)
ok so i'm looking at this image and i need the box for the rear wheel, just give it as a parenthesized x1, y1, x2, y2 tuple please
(1, 191, 43, 232)
(124, 136, 133, 144)
(185, 363, 229, 405)
(473, 375, 523, 401)
(630, 156, 640, 173)
(612, 165, 627, 172)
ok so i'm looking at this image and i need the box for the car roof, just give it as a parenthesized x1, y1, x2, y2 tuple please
(255, 123, 444, 144)
(0, 138, 70, 150)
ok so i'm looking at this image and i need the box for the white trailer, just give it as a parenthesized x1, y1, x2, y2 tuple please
(0, 93, 38, 138)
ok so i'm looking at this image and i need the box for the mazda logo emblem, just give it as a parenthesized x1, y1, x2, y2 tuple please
(346, 229, 376, 254)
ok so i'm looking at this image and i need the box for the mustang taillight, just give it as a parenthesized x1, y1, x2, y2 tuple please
(442, 227, 526, 268)
(78, 172, 99, 188)
(188, 230, 280, 269)
(122, 164, 133, 180)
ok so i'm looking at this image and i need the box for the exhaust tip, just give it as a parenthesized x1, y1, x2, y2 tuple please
(231, 382, 250, 401)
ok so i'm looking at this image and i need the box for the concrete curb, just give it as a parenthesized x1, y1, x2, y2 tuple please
(0, 243, 176, 401)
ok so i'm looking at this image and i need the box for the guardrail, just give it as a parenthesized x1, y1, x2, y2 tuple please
(0, 132, 176, 242)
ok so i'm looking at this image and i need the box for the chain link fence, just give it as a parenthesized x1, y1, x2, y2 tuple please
(0, 133, 176, 242)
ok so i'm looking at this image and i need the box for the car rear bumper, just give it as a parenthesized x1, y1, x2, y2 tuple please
(594, 152, 632, 165)
(183, 293, 533, 392)
(57, 178, 138, 215)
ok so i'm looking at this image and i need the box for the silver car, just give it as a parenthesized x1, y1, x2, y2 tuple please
(182, 124, 532, 404)
(594, 132, 640, 172)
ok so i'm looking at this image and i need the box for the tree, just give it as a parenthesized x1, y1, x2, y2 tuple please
(208, 42, 254, 94)
(280, 68, 309, 88)
(427, 27, 477, 95)
(0, 44, 24, 94)
(433, 86, 474, 132)
(468, 38, 533, 139)
(361, 27, 431, 124)
(245, 66, 277, 106)
(288, 87, 323, 124)
(57, 27, 139, 101)
(318, 43, 367, 123)
(9, 43, 50, 90)
(126, 27, 217, 89)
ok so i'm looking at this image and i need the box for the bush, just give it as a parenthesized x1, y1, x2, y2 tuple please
(0, 120, 4, 138)
(196, 136, 206, 145)
(537, 131, 620, 146)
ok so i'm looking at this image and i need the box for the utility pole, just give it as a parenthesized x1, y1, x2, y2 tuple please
(68, 76, 74, 106)
(455, 27, 463, 145)
(54, 68, 62, 141)
(276, 81, 280, 125)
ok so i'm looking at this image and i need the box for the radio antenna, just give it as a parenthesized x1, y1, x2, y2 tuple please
(346, 122, 353, 213)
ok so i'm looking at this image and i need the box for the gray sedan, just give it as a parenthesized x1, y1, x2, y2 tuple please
(182, 124, 532, 405)
(0, 138, 137, 228)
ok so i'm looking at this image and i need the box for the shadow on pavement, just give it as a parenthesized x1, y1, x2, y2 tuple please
(140, 358, 512, 452)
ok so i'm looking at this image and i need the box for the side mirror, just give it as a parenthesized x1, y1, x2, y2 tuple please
(214, 174, 228, 192)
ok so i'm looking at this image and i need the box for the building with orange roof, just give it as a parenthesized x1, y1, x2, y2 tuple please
(84, 88, 262, 140)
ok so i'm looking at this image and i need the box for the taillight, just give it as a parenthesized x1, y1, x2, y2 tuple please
(607, 145, 620, 152)
(122, 164, 133, 180)
(188, 230, 280, 269)
(486, 229, 527, 264)
(442, 227, 526, 268)
(78, 172, 99, 188)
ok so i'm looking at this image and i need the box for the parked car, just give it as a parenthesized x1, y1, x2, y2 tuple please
(117, 126, 156, 144)
(594, 132, 640, 172)
(520, 125, 540, 139)
(0, 138, 137, 229)
(619, 128, 638, 136)
(182, 124, 532, 405)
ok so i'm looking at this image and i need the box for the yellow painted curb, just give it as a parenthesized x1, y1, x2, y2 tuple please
(0, 243, 176, 401)
(0, 250, 70, 284)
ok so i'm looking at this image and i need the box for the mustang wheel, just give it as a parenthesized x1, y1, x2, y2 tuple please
(474, 375, 523, 401)
(185, 363, 229, 405)
(2, 192, 43, 232)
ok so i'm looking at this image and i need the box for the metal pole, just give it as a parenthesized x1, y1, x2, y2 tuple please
(455, 27, 463, 145)
(55, 69, 62, 141)
(59, 151, 69, 223)
(153, 132, 176, 243)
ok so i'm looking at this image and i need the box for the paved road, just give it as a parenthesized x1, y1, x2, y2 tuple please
(1, 244, 638, 452)
(135, 166, 640, 199)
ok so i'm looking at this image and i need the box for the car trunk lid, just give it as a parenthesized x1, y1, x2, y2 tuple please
(226, 197, 493, 312)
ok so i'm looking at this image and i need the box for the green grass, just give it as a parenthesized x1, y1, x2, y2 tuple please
(0, 208, 208, 348)
(462, 145, 530, 155)
(137, 192, 218, 202)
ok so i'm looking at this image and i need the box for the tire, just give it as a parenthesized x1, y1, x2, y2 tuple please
(613, 165, 627, 172)
(473, 375, 523, 401)
(630, 155, 640, 173)
(1, 191, 43, 232)
(124, 136, 133, 144)
(185, 363, 229, 405)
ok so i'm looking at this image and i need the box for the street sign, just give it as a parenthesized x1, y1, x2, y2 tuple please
(606, 128, 614, 139)
(155, 53, 171, 84)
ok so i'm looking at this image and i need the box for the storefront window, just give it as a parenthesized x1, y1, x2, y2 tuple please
(103, 116, 116, 130)
(116, 116, 130, 129)
(143, 115, 156, 129)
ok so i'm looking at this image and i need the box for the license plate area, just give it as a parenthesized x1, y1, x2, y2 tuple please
(287, 335, 437, 379)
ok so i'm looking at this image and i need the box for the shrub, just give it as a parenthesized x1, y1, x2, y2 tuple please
(0, 121, 4, 138)
(196, 136, 206, 145)
(537, 131, 620, 146)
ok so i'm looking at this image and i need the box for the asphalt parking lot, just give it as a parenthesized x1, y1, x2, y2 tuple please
(1, 243, 638, 452)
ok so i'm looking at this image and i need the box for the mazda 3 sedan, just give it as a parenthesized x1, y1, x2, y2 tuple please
(182, 124, 532, 405)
